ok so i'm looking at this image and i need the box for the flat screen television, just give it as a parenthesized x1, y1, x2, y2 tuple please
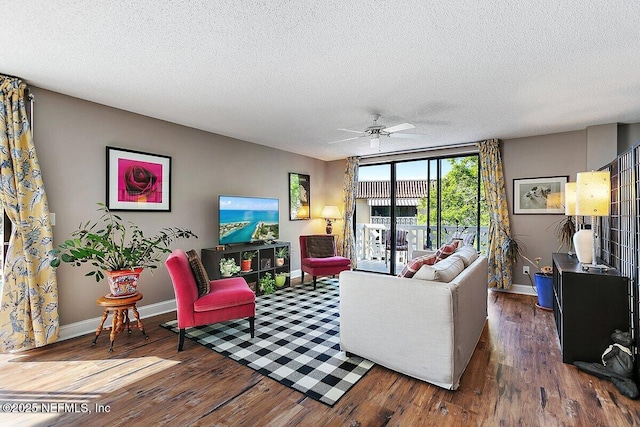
(218, 195, 279, 245)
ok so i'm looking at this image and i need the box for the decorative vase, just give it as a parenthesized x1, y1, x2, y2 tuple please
(275, 275, 286, 287)
(241, 259, 252, 271)
(573, 226, 593, 264)
(105, 268, 143, 298)
(276, 258, 285, 267)
(534, 273, 553, 310)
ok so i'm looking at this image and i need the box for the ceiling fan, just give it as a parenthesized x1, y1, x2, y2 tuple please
(329, 114, 423, 148)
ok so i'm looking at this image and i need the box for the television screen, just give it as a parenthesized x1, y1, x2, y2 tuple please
(219, 195, 279, 245)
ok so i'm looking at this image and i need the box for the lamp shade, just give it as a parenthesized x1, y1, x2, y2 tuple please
(575, 171, 610, 217)
(564, 182, 576, 215)
(320, 205, 341, 219)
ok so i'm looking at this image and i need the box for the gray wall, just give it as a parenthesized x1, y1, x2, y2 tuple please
(34, 88, 333, 325)
(502, 130, 587, 287)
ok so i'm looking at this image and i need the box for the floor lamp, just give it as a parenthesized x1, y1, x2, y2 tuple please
(573, 170, 610, 268)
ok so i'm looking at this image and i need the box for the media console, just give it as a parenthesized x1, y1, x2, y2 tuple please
(201, 241, 291, 295)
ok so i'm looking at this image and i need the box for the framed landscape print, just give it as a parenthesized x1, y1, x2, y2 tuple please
(513, 176, 568, 214)
(106, 146, 171, 211)
(289, 173, 310, 220)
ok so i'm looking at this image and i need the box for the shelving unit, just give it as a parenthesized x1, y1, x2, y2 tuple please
(201, 242, 291, 295)
(552, 253, 630, 364)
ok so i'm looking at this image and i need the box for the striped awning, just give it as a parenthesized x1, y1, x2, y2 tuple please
(367, 198, 420, 206)
(357, 180, 429, 199)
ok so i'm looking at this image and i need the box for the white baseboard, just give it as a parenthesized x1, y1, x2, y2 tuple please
(58, 270, 305, 342)
(58, 299, 177, 342)
(491, 283, 537, 296)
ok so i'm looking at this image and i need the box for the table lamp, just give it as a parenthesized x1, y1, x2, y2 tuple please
(573, 171, 610, 267)
(320, 205, 341, 234)
(564, 182, 576, 255)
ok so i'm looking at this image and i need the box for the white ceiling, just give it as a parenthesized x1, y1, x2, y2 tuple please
(3, 1, 640, 161)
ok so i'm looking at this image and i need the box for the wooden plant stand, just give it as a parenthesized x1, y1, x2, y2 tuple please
(92, 292, 148, 352)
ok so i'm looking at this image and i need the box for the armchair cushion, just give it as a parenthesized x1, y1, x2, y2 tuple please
(186, 249, 210, 297)
(305, 235, 336, 258)
(193, 277, 256, 311)
(302, 256, 351, 268)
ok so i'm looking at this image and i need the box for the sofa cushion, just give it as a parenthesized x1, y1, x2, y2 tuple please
(186, 249, 210, 297)
(413, 256, 465, 283)
(435, 241, 459, 262)
(397, 253, 437, 278)
(454, 245, 479, 267)
(305, 235, 335, 258)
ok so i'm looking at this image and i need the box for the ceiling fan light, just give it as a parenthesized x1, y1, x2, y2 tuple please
(370, 136, 380, 148)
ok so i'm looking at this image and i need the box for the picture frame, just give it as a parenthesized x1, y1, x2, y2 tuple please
(513, 176, 568, 214)
(106, 146, 171, 211)
(289, 173, 310, 220)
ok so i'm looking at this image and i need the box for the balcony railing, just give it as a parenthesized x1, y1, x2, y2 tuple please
(355, 221, 488, 263)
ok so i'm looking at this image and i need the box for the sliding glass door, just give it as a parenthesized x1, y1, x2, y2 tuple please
(355, 155, 486, 275)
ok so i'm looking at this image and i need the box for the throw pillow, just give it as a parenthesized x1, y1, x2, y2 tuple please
(454, 245, 479, 267)
(413, 256, 465, 283)
(397, 253, 437, 278)
(186, 249, 210, 297)
(306, 236, 335, 258)
(435, 241, 459, 262)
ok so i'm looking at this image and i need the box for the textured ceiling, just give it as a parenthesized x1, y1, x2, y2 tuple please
(3, 1, 640, 161)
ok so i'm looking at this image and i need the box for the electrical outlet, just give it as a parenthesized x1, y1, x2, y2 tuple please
(523, 266, 530, 275)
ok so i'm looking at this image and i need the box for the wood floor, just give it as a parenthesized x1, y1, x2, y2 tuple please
(2, 287, 640, 426)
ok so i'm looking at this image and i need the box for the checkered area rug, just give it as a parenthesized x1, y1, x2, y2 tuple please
(161, 277, 374, 406)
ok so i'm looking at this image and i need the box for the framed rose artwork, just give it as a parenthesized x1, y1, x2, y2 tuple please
(106, 147, 171, 211)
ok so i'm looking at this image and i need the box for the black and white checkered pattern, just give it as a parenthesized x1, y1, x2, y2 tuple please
(161, 277, 374, 406)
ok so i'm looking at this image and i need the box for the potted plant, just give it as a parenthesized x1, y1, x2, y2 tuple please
(275, 272, 289, 287)
(50, 203, 197, 297)
(523, 256, 554, 310)
(259, 272, 276, 295)
(241, 251, 257, 272)
(220, 258, 241, 277)
(275, 246, 289, 267)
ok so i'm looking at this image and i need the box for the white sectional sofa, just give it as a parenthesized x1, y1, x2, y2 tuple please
(339, 248, 488, 390)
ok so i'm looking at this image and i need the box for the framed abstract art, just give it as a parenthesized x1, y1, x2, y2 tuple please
(106, 146, 171, 211)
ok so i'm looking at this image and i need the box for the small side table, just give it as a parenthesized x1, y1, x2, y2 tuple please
(92, 292, 149, 352)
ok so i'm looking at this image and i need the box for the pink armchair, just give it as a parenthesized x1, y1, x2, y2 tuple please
(300, 235, 351, 289)
(165, 249, 256, 351)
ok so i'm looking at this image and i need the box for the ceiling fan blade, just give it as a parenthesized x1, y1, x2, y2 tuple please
(388, 132, 424, 139)
(337, 128, 367, 134)
(328, 136, 363, 144)
(383, 122, 415, 133)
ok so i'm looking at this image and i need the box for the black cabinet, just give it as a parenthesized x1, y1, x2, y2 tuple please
(552, 253, 630, 364)
(201, 242, 291, 295)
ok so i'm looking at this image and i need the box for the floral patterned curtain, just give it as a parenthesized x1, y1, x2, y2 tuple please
(478, 139, 512, 289)
(0, 76, 58, 351)
(341, 156, 359, 268)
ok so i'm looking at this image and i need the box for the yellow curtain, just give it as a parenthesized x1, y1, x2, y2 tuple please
(478, 139, 512, 289)
(0, 76, 58, 351)
(341, 156, 359, 267)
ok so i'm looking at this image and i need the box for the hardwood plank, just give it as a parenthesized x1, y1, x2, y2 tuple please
(2, 291, 640, 426)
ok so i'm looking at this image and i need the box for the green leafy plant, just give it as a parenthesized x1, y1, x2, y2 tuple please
(243, 250, 258, 260)
(259, 272, 276, 295)
(220, 258, 241, 276)
(275, 246, 289, 259)
(50, 203, 197, 282)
